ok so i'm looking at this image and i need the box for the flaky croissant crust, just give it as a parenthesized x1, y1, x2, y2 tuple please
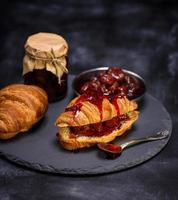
(55, 96, 137, 127)
(0, 84, 48, 139)
(58, 111, 139, 150)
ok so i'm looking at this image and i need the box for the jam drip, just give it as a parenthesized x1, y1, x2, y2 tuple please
(76, 93, 105, 119)
(65, 103, 82, 115)
(109, 95, 120, 115)
(65, 93, 122, 120)
(70, 114, 129, 138)
(66, 93, 107, 120)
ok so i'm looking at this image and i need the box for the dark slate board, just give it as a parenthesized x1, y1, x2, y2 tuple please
(0, 75, 172, 175)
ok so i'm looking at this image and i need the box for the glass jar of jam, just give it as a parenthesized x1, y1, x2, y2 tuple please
(23, 32, 69, 102)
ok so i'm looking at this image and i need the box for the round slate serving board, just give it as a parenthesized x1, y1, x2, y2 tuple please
(0, 75, 172, 175)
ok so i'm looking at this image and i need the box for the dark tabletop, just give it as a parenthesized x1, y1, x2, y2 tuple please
(0, 0, 178, 199)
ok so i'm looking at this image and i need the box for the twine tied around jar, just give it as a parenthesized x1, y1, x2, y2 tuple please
(23, 48, 68, 84)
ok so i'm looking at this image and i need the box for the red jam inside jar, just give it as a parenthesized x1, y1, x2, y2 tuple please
(24, 69, 68, 102)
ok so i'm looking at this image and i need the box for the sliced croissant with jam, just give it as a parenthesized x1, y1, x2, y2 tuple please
(55, 94, 139, 150)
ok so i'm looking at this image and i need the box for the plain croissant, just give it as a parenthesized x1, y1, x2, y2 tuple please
(0, 84, 48, 139)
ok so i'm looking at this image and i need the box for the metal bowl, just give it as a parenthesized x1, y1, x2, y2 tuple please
(73, 67, 146, 101)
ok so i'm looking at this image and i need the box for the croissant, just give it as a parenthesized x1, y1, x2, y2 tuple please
(58, 111, 138, 150)
(55, 94, 139, 150)
(55, 95, 137, 127)
(0, 84, 48, 139)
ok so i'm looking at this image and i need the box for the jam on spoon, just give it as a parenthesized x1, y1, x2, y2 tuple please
(97, 130, 169, 159)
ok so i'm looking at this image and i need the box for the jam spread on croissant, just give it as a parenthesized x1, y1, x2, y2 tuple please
(65, 94, 121, 119)
(79, 67, 144, 100)
(69, 114, 129, 137)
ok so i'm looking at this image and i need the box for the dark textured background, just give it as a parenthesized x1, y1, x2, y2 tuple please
(0, 0, 178, 199)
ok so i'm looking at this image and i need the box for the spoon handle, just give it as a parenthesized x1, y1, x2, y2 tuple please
(120, 130, 169, 150)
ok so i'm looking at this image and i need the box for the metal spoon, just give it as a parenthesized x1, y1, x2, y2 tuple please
(97, 130, 170, 156)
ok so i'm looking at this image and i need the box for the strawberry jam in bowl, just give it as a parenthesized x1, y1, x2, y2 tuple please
(73, 67, 146, 101)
